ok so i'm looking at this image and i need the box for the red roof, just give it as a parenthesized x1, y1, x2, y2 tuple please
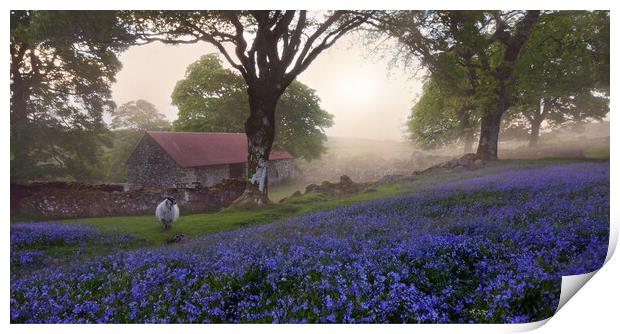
(143, 131, 294, 168)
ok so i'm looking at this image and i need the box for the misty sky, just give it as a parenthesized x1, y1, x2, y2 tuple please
(111, 35, 423, 141)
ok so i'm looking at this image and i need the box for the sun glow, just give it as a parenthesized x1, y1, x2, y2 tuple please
(335, 73, 377, 104)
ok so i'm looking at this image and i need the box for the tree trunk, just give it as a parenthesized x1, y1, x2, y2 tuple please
(463, 130, 474, 154)
(458, 107, 474, 154)
(234, 89, 279, 206)
(10, 61, 32, 182)
(476, 110, 503, 161)
(528, 97, 550, 147)
(528, 118, 542, 147)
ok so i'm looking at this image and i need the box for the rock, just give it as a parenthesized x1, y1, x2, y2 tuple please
(339, 175, 354, 186)
(280, 190, 304, 203)
(303, 175, 370, 196)
(320, 181, 333, 188)
(456, 153, 478, 167)
(430, 153, 485, 171)
(305, 184, 319, 193)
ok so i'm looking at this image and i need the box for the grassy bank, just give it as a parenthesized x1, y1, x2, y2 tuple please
(33, 158, 599, 245)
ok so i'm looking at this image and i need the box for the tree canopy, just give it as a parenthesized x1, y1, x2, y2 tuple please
(111, 99, 171, 132)
(510, 11, 610, 146)
(171, 54, 333, 161)
(374, 10, 540, 159)
(10, 10, 135, 182)
(128, 10, 371, 203)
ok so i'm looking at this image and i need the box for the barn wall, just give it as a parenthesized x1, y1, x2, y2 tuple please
(188, 165, 232, 187)
(126, 133, 297, 189)
(268, 159, 297, 184)
(184, 160, 296, 187)
(126, 135, 182, 190)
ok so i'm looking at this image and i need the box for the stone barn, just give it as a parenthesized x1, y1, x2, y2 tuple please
(126, 131, 297, 190)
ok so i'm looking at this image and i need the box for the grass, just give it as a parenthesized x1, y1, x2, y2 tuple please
(268, 180, 311, 202)
(583, 144, 610, 159)
(12, 158, 607, 249)
(59, 182, 408, 245)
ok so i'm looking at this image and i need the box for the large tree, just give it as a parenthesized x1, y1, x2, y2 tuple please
(374, 10, 540, 160)
(10, 10, 134, 182)
(129, 10, 371, 204)
(511, 11, 610, 146)
(171, 54, 333, 161)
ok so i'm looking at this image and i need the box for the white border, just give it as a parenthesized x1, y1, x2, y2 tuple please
(4, 1, 617, 333)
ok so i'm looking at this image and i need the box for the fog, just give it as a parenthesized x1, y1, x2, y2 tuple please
(111, 35, 422, 141)
(295, 120, 610, 183)
(110, 35, 609, 184)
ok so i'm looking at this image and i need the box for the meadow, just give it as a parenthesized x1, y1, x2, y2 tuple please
(10, 159, 609, 323)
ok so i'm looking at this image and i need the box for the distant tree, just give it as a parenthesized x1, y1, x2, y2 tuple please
(10, 10, 135, 182)
(111, 99, 171, 132)
(407, 79, 478, 153)
(129, 10, 371, 204)
(102, 100, 170, 182)
(373, 10, 540, 160)
(172, 54, 333, 161)
(511, 11, 609, 146)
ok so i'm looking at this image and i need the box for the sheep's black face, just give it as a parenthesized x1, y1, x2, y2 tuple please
(166, 197, 177, 206)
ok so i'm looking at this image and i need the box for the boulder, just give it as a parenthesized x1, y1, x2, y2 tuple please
(429, 153, 486, 172)
(339, 175, 354, 186)
(303, 175, 369, 196)
(305, 183, 320, 193)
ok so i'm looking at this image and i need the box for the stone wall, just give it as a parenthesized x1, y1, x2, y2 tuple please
(126, 135, 183, 190)
(11, 180, 246, 220)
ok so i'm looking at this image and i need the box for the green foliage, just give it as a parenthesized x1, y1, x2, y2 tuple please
(10, 10, 135, 182)
(99, 130, 143, 183)
(511, 11, 610, 137)
(407, 78, 478, 150)
(171, 54, 333, 161)
(110, 99, 171, 132)
(377, 11, 541, 158)
(381, 11, 608, 149)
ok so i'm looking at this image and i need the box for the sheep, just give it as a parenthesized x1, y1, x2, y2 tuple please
(155, 196, 179, 231)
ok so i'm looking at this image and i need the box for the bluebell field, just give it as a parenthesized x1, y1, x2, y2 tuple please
(10, 163, 609, 323)
(11, 223, 134, 269)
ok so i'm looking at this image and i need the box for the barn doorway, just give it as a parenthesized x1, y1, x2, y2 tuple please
(229, 163, 245, 179)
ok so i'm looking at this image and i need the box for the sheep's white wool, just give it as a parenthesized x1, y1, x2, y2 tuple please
(155, 199, 179, 227)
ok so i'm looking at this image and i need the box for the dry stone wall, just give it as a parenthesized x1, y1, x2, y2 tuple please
(11, 180, 245, 220)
